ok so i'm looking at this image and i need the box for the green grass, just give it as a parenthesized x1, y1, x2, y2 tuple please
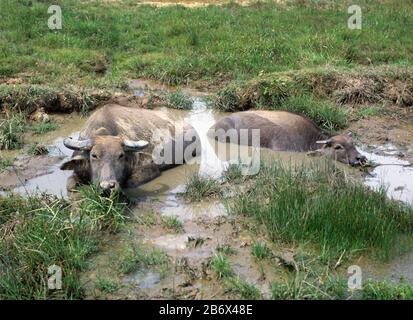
(270, 251, 349, 300)
(0, 157, 12, 172)
(184, 173, 221, 201)
(229, 160, 413, 261)
(0, 113, 27, 150)
(251, 242, 271, 261)
(213, 65, 413, 131)
(26, 142, 48, 156)
(0, 84, 110, 114)
(362, 278, 413, 300)
(223, 163, 245, 183)
(162, 215, 183, 233)
(277, 95, 348, 133)
(77, 184, 128, 233)
(0, 185, 129, 299)
(216, 244, 236, 256)
(136, 210, 159, 226)
(226, 277, 261, 300)
(117, 242, 169, 275)
(31, 121, 58, 135)
(95, 277, 119, 294)
(164, 89, 193, 110)
(0, 0, 411, 88)
(209, 251, 261, 299)
(353, 105, 382, 120)
(270, 274, 347, 300)
(209, 253, 234, 279)
(270, 265, 413, 300)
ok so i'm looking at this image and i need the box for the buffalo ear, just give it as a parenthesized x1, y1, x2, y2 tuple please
(60, 154, 88, 170)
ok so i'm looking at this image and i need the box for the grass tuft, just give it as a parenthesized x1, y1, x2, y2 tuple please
(95, 277, 119, 294)
(26, 143, 48, 156)
(118, 242, 169, 275)
(31, 121, 58, 135)
(251, 242, 271, 261)
(276, 95, 348, 133)
(184, 173, 221, 202)
(0, 157, 12, 172)
(216, 244, 236, 256)
(209, 253, 234, 279)
(165, 89, 193, 110)
(77, 184, 128, 233)
(223, 163, 245, 183)
(0, 113, 27, 150)
(226, 277, 261, 300)
(162, 215, 183, 233)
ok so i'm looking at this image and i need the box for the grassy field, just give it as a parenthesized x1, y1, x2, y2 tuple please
(0, 0, 411, 88)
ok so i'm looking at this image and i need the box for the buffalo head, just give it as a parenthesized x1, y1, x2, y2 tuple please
(316, 132, 367, 166)
(61, 135, 149, 192)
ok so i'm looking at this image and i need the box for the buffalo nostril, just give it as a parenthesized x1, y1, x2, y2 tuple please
(100, 181, 117, 190)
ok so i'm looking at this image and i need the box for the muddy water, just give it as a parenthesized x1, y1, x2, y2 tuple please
(0, 114, 86, 196)
(360, 144, 413, 204)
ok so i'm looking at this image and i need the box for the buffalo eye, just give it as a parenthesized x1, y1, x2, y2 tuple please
(334, 145, 344, 150)
(91, 153, 98, 159)
(119, 153, 125, 159)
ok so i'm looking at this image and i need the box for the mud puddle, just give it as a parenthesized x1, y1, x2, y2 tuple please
(0, 114, 86, 195)
(360, 144, 413, 204)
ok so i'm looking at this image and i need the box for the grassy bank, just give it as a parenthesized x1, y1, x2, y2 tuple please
(212, 65, 413, 131)
(228, 160, 413, 261)
(214, 66, 413, 110)
(0, 0, 411, 88)
(0, 187, 127, 299)
(0, 84, 113, 114)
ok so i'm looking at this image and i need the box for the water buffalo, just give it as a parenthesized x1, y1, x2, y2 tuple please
(61, 104, 199, 192)
(208, 110, 367, 166)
